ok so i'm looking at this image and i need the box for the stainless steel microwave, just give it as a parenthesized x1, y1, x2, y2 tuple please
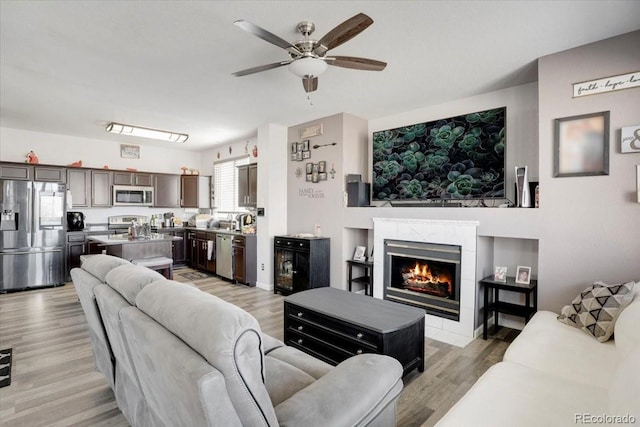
(112, 185, 154, 206)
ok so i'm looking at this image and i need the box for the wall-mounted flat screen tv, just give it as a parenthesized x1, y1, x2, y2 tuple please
(372, 107, 506, 202)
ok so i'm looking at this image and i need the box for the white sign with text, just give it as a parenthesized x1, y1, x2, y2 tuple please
(573, 71, 640, 98)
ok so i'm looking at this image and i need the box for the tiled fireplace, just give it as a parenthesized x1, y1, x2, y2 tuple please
(373, 218, 479, 347)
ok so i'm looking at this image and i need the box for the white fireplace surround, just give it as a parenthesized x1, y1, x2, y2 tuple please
(373, 218, 479, 347)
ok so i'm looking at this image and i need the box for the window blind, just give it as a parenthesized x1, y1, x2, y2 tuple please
(213, 156, 250, 214)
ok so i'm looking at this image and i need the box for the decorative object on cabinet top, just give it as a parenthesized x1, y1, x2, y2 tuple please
(26, 150, 39, 164)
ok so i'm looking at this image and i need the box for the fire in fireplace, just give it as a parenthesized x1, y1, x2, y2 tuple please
(401, 260, 454, 298)
(384, 239, 461, 321)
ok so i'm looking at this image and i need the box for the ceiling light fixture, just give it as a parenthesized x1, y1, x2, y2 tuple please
(288, 57, 328, 78)
(105, 122, 188, 143)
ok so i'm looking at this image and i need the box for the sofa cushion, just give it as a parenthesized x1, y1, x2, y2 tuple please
(81, 254, 130, 282)
(264, 356, 315, 406)
(70, 267, 116, 390)
(608, 345, 640, 416)
(503, 311, 618, 387)
(557, 281, 635, 342)
(435, 361, 609, 427)
(266, 346, 332, 380)
(613, 283, 640, 357)
(105, 264, 165, 305)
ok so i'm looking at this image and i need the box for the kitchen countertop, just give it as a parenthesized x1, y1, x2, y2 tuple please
(87, 233, 182, 245)
(183, 227, 256, 237)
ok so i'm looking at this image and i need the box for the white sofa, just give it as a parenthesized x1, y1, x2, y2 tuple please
(437, 282, 640, 426)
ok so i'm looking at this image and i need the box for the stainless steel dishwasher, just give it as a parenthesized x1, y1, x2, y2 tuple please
(215, 234, 233, 280)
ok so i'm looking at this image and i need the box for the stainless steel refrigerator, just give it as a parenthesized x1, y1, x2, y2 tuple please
(1, 179, 66, 291)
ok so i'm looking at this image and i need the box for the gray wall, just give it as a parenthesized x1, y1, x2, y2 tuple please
(286, 31, 640, 313)
(536, 30, 640, 311)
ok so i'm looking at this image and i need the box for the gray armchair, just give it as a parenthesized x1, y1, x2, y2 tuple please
(122, 281, 404, 426)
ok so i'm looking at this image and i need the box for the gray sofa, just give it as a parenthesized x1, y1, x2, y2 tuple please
(71, 255, 404, 426)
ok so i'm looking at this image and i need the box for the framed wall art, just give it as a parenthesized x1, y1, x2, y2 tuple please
(621, 125, 640, 153)
(120, 144, 140, 159)
(554, 111, 609, 177)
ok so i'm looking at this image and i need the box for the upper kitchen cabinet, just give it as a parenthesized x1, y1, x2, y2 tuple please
(67, 169, 91, 207)
(0, 163, 33, 180)
(66, 169, 112, 208)
(113, 171, 154, 186)
(181, 175, 211, 208)
(154, 174, 181, 208)
(34, 166, 66, 183)
(91, 170, 112, 207)
(238, 164, 257, 208)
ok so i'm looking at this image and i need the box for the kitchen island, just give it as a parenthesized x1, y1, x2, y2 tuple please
(87, 233, 182, 261)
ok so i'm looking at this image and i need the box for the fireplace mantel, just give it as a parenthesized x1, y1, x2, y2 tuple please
(373, 218, 479, 347)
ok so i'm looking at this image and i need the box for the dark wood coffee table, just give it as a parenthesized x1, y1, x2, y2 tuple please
(284, 287, 425, 376)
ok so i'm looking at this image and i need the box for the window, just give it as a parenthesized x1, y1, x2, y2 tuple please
(213, 156, 250, 215)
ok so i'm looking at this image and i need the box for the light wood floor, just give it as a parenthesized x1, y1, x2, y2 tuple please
(0, 268, 518, 426)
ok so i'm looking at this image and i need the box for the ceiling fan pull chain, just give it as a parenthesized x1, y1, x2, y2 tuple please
(307, 93, 314, 106)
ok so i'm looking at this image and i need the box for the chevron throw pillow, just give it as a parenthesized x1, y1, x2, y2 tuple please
(557, 281, 635, 342)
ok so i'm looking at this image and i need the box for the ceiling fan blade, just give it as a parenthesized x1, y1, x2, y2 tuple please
(232, 61, 291, 77)
(313, 13, 373, 56)
(302, 77, 318, 93)
(234, 20, 301, 55)
(326, 56, 387, 71)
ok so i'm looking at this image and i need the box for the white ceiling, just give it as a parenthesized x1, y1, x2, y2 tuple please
(1, 1, 639, 151)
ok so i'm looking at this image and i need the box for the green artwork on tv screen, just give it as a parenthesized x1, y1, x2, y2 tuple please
(372, 107, 506, 201)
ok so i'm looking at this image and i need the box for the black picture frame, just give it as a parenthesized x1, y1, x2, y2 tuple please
(554, 111, 609, 177)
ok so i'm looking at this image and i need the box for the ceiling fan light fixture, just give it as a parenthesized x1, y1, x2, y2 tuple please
(105, 122, 188, 143)
(288, 57, 328, 78)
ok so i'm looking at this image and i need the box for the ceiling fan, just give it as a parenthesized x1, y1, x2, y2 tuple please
(232, 13, 387, 93)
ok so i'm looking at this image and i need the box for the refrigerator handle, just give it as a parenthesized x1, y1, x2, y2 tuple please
(27, 183, 32, 235)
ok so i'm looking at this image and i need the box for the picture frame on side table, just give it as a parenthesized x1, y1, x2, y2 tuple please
(554, 111, 609, 177)
(353, 246, 367, 262)
(515, 266, 531, 285)
(494, 266, 507, 282)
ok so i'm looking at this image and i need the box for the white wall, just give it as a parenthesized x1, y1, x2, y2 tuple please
(256, 123, 288, 289)
(0, 127, 202, 173)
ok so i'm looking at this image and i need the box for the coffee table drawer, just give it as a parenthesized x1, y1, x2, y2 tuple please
(286, 303, 379, 349)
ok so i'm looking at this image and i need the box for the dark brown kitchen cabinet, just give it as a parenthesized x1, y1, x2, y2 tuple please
(232, 234, 257, 286)
(67, 169, 91, 207)
(66, 232, 87, 281)
(66, 168, 111, 208)
(154, 174, 181, 208)
(34, 166, 66, 183)
(157, 228, 187, 265)
(238, 164, 257, 207)
(187, 230, 215, 272)
(0, 163, 33, 180)
(113, 171, 153, 186)
(274, 236, 330, 295)
(181, 175, 211, 208)
(91, 170, 112, 207)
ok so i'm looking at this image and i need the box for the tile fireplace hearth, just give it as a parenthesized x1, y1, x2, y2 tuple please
(373, 218, 479, 347)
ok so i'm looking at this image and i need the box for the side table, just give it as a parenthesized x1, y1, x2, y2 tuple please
(347, 259, 373, 296)
(480, 275, 537, 340)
